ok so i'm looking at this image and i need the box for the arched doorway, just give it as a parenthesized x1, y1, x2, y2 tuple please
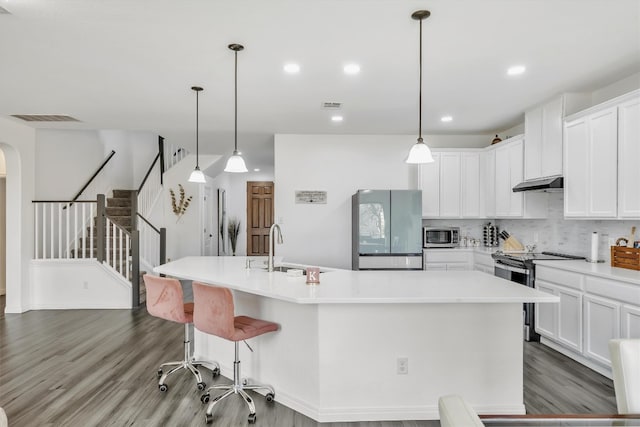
(0, 141, 29, 313)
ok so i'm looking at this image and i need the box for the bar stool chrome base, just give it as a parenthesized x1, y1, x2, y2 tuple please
(157, 323, 220, 392)
(200, 341, 275, 424)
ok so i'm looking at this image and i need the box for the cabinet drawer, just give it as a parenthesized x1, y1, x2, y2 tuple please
(424, 251, 471, 263)
(536, 266, 584, 290)
(585, 276, 640, 305)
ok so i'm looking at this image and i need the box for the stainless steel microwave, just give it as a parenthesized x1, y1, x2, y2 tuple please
(423, 227, 460, 248)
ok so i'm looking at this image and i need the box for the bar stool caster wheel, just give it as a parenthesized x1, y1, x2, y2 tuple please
(200, 393, 210, 404)
(212, 367, 220, 378)
(158, 384, 168, 392)
(197, 382, 206, 391)
(266, 392, 275, 403)
(204, 413, 213, 424)
(248, 413, 257, 424)
(156, 369, 163, 379)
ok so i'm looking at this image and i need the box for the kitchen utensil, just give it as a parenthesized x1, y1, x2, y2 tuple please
(628, 226, 637, 248)
(503, 236, 525, 252)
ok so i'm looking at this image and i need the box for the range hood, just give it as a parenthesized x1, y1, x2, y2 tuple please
(512, 176, 563, 192)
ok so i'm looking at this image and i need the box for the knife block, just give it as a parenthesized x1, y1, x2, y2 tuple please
(503, 236, 525, 252)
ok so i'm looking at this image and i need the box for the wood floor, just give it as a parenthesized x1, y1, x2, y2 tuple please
(0, 293, 620, 427)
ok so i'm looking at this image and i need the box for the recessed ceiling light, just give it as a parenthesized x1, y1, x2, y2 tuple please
(507, 65, 526, 76)
(283, 63, 300, 74)
(343, 64, 360, 75)
(253, 168, 260, 172)
(331, 115, 344, 122)
(441, 115, 453, 122)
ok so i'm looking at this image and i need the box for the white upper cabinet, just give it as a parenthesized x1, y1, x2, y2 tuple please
(419, 150, 480, 218)
(564, 90, 639, 219)
(480, 149, 496, 218)
(525, 94, 591, 181)
(618, 97, 640, 218)
(439, 152, 462, 217)
(461, 152, 481, 217)
(495, 136, 524, 217)
(420, 152, 441, 217)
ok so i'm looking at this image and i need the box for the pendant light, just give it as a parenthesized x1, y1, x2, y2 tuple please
(224, 43, 248, 173)
(188, 86, 207, 183)
(405, 10, 434, 164)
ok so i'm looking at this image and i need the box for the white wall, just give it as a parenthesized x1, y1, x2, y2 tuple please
(592, 72, 640, 105)
(161, 154, 222, 262)
(35, 129, 158, 200)
(0, 177, 5, 295)
(274, 134, 470, 269)
(35, 130, 106, 199)
(0, 117, 36, 313)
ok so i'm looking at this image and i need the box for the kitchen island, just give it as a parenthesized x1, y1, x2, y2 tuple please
(154, 256, 558, 422)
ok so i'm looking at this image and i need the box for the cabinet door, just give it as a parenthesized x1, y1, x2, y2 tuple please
(420, 153, 440, 217)
(494, 144, 511, 217)
(621, 305, 640, 339)
(557, 287, 583, 352)
(588, 107, 618, 218)
(541, 97, 564, 177)
(564, 117, 590, 217)
(439, 153, 461, 217)
(584, 294, 620, 366)
(508, 140, 524, 216)
(481, 149, 496, 218)
(535, 280, 558, 339)
(524, 106, 543, 180)
(618, 97, 640, 218)
(461, 152, 481, 217)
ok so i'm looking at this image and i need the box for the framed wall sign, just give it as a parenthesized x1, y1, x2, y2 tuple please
(295, 190, 327, 204)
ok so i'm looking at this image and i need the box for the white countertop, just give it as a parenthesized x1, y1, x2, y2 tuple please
(535, 259, 640, 286)
(154, 256, 557, 304)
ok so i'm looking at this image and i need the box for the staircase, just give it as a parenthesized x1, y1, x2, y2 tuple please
(72, 189, 146, 304)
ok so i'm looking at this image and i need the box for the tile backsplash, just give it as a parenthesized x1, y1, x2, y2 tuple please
(423, 193, 639, 262)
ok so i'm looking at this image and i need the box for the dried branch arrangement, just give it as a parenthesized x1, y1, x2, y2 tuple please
(228, 218, 241, 255)
(169, 184, 193, 221)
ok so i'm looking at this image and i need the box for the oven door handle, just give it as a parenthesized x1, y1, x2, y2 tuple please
(495, 261, 530, 275)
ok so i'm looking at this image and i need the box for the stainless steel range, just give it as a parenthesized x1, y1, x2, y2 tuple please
(491, 251, 585, 341)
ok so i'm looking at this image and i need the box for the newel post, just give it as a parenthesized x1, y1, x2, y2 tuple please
(96, 194, 106, 263)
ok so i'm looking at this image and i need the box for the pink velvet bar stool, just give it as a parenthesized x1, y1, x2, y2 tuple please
(144, 274, 220, 393)
(192, 281, 279, 425)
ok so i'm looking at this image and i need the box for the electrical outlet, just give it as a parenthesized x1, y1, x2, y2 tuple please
(533, 232, 539, 243)
(83, 281, 89, 290)
(397, 357, 408, 375)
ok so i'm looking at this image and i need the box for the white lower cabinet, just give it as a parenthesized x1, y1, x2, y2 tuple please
(473, 251, 495, 274)
(535, 263, 640, 377)
(621, 304, 640, 339)
(535, 280, 558, 339)
(423, 250, 472, 271)
(584, 294, 620, 366)
(535, 280, 582, 352)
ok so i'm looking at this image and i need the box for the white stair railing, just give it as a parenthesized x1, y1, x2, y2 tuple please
(104, 216, 131, 281)
(165, 143, 188, 172)
(33, 200, 97, 260)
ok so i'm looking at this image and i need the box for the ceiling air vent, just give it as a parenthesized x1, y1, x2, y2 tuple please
(11, 114, 80, 122)
(0, 6, 11, 14)
(322, 102, 342, 109)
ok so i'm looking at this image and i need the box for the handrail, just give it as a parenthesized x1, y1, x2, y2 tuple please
(137, 152, 160, 193)
(33, 200, 97, 203)
(137, 212, 160, 234)
(65, 150, 116, 209)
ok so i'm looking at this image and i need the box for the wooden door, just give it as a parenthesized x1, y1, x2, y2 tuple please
(246, 181, 274, 255)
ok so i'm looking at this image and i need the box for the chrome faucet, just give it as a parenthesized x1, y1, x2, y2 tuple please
(267, 223, 283, 272)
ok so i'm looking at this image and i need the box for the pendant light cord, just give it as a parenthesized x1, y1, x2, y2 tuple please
(234, 49, 238, 153)
(196, 89, 200, 167)
(418, 17, 423, 142)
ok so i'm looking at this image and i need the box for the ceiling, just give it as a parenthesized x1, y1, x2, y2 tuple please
(1, 0, 639, 170)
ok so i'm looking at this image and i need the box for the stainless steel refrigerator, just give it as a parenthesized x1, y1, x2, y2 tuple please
(352, 190, 423, 270)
